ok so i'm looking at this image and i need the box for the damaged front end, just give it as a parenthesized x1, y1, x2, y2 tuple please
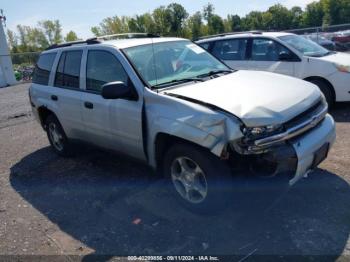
(228, 97, 333, 183)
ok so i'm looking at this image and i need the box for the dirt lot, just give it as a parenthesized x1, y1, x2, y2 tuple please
(1, 83, 350, 260)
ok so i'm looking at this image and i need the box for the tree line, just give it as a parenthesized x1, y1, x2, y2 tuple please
(7, 0, 350, 53)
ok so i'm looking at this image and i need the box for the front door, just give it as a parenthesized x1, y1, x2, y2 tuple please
(246, 38, 297, 77)
(80, 49, 145, 160)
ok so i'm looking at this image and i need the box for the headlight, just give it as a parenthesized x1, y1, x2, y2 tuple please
(242, 124, 283, 140)
(334, 63, 350, 73)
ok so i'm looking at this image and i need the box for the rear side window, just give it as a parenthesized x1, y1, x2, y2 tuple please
(55, 50, 83, 89)
(32, 53, 57, 85)
(212, 39, 248, 60)
(86, 50, 128, 92)
(251, 38, 291, 61)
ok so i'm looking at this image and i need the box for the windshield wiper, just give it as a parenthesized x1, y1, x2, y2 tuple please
(197, 69, 233, 78)
(152, 78, 205, 89)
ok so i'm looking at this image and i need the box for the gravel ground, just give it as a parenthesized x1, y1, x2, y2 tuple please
(0, 83, 350, 260)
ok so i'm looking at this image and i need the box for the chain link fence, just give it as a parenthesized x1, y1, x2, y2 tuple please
(287, 23, 350, 52)
(9, 52, 39, 82)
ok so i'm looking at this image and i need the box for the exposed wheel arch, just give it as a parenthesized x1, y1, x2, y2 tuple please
(154, 133, 215, 175)
(304, 76, 336, 104)
(37, 106, 56, 129)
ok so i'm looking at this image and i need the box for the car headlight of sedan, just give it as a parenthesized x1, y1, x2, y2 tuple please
(334, 63, 350, 73)
(242, 124, 283, 141)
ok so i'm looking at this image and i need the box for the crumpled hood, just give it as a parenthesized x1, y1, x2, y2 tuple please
(316, 52, 350, 65)
(163, 70, 321, 127)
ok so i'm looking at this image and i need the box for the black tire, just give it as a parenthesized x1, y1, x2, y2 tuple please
(45, 114, 73, 157)
(163, 143, 233, 214)
(308, 79, 334, 108)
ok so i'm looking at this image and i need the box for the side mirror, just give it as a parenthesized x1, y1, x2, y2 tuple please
(278, 51, 292, 61)
(101, 81, 138, 100)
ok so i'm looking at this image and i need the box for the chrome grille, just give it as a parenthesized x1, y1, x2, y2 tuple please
(284, 99, 326, 131)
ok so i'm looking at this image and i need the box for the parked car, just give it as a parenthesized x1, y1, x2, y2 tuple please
(303, 34, 336, 51)
(332, 31, 350, 51)
(197, 32, 350, 106)
(29, 34, 335, 212)
(332, 30, 350, 44)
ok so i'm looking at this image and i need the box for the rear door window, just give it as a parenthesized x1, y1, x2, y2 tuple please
(32, 53, 57, 85)
(54, 50, 83, 89)
(251, 38, 291, 61)
(212, 39, 248, 60)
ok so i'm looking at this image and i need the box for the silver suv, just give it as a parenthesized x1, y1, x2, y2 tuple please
(29, 34, 336, 212)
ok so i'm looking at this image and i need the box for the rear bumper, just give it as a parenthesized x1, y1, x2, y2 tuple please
(289, 114, 336, 185)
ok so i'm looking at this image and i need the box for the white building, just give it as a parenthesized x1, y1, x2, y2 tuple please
(0, 11, 16, 87)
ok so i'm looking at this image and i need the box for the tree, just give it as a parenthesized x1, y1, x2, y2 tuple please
(188, 11, 203, 40)
(268, 4, 293, 30)
(152, 6, 171, 35)
(203, 3, 214, 22)
(64, 31, 79, 42)
(290, 6, 304, 28)
(302, 2, 324, 27)
(91, 16, 129, 36)
(225, 15, 241, 32)
(209, 15, 225, 34)
(128, 14, 154, 33)
(39, 20, 63, 45)
(7, 29, 18, 51)
(242, 11, 264, 30)
(166, 3, 189, 36)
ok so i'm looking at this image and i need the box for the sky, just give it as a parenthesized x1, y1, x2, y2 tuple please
(1, 0, 315, 39)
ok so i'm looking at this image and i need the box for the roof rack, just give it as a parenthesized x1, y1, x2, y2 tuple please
(94, 33, 160, 40)
(45, 33, 160, 50)
(45, 38, 102, 50)
(197, 31, 263, 41)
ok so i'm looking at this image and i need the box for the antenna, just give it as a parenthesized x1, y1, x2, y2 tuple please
(0, 9, 6, 27)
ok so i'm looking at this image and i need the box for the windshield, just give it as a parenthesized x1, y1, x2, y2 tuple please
(123, 40, 229, 88)
(279, 35, 330, 57)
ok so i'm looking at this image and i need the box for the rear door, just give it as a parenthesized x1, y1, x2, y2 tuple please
(246, 38, 298, 76)
(209, 38, 249, 70)
(80, 47, 145, 160)
(51, 49, 85, 139)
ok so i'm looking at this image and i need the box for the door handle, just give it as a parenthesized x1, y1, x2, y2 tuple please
(84, 101, 94, 109)
(51, 95, 58, 101)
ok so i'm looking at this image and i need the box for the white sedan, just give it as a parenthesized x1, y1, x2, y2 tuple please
(197, 32, 350, 106)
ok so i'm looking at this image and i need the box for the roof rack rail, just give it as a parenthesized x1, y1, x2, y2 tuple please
(45, 33, 160, 51)
(197, 30, 263, 41)
(95, 33, 160, 40)
(45, 38, 101, 50)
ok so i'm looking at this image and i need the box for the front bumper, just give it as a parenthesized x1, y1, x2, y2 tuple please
(288, 114, 336, 185)
(233, 114, 336, 186)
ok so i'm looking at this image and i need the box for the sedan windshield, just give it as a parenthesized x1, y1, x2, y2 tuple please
(279, 35, 330, 57)
(123, 40, 230, 89)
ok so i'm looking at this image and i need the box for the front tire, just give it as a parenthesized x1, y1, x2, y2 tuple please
(163, 143, 233, 213)
(308, 79, 334, 108)
(45, 115, 73, 157)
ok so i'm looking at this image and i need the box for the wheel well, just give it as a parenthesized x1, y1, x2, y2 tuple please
(154, 133, 211, 173)
(304, 76, 336, 101)
(37, 107, 55, 129)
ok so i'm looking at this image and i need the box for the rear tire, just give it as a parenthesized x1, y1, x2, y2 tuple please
(308, 79, 334, 108)
(163, 143, 233, 214)
(45, 114, 73, 157)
